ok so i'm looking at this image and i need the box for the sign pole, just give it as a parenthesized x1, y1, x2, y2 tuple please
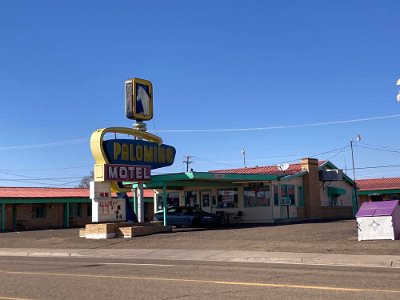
(135, 121, 146, 223)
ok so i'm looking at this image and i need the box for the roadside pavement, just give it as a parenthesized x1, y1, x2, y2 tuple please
(0, 247, 399, 269)
(0, 220, 399, 269)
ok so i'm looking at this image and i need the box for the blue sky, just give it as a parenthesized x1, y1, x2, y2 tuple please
(0, 0, 399, 187)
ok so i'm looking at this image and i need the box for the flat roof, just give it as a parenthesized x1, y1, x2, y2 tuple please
(129, 172, 278, 189)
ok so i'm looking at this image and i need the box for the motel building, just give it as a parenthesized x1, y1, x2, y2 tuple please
(1, 158, 356, 232)
(147, 158, 356, 223)
(357, 177, 400, 205)
(0, 188, 154, 232)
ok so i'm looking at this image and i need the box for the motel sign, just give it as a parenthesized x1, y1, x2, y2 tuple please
(104, 164, 151, 182)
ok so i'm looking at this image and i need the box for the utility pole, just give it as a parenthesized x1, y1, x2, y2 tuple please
(350, 134, 361, 213)
(241, 148, 246, 168)
(183, 155, 194, 172)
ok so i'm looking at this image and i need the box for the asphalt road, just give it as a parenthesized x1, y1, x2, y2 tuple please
(0, 220, 399, 255)
(1, 220, 400, 299)
(0, 256, 399, 300)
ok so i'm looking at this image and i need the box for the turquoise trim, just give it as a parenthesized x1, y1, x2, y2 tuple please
(358, 189, 400, 195)
(133, 188, 138, 215)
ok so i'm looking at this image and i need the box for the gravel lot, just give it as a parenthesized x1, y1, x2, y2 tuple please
(0, 220, 399, 255)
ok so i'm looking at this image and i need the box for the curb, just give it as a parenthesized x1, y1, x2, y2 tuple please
(0, 248, 399, 269)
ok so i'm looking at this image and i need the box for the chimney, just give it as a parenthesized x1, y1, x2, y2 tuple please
(301, 158, 321, 218)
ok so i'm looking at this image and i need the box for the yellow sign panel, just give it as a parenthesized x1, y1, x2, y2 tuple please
(90, 127, 163, 192)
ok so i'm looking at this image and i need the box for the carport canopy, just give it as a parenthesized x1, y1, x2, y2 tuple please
(128, 171, 278, 190)
(125, 172, 279, 225)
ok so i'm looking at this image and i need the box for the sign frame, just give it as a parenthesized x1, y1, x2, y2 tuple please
(125, 78, 154, 121)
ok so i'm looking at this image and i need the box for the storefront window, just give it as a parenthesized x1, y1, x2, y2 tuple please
(201, 192, 210, 208)
(185, 191, 198, 207)
(157, 192, 180, 210)
(244, 185, 271, 207)
(280, 185, 295, 205)
(217, 189, 238, 208)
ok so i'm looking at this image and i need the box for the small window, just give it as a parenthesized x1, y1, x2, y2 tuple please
(201, 193, 210, 207)
(281, 185, 295, 205)
(184, 191, 198, 207)
(329, 195, 339, 206)
(244, 185, 271, 207)
(32, 204, 46, 219)
(70, 203, 82, 217)
(157, 192, 180, 210)
(217, 189, 238, 208)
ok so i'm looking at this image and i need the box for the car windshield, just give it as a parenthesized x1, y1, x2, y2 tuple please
(166, 207, 207, 214)
(167, 207, 178, 213)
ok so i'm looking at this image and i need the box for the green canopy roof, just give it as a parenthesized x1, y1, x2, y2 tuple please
(129, 172, 278, 189)
(327, 186, 346, 197)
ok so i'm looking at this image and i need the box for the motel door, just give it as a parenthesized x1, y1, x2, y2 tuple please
(272, 185, 283, 220)
(280, 184, 296, 219)
(184, 191, 198, 208)
(200, 191, 211, 212)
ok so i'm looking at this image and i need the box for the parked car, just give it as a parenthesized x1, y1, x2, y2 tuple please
(153, 206, 222, 227)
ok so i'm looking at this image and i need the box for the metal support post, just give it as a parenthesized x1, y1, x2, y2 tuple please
(163, 184, 167, 226)
(135, 121, 146, 223)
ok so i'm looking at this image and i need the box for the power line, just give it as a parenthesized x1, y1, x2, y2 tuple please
(1, 114, 400, 151)
(281, 145, 350, 165)
(344, 164, 400, 171)
(0, 138, 88, 151)
(153, 114, 400, 133)
(357, 145, 400, 154)
(359, 141, 400, 148)
(0, 178, 82, 187)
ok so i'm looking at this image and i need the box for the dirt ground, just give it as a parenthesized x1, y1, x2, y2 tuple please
(0, 220, 399, 255)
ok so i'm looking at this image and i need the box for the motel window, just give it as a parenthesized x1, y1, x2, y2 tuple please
(273, 185, 279, 206)
(185, 191, 198, 208)
(201, 192, 210, 208)
(70, 203, 82, 217)
(329, 195, 339, 206)
(157, 192, 180, 210)
(32, 204, 46, 219)
(244, 185, 271, 207)
(280, 185, 295, 205)
(217, 189, 238, 208)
